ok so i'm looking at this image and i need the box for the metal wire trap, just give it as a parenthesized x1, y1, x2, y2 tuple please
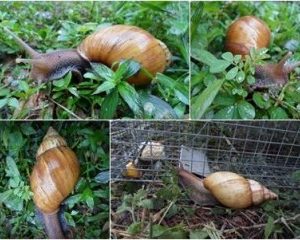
(110, 121, 300, 189)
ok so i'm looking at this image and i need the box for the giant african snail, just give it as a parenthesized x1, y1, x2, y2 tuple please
(225, 16, 300, 89)
(30, 127, 80, 239)
(4, 25, 171, 86)
(178, 169, 278, 209)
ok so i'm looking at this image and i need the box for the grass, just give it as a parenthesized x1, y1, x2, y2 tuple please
(0, 1, 189, 119)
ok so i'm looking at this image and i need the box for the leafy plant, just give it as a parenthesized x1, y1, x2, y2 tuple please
(191, 2, 300, 119)
(0, 122, 109, 238)
(0, 1, 189, 119)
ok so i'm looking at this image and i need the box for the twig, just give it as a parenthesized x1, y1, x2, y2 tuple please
(48, 97, 82, 119)
(158, 200, 175, 225)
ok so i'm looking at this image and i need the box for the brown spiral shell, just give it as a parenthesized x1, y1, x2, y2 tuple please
(77, 25, 171, 85)
(30, 127, 80, 214)
(225, 16, 271, 56)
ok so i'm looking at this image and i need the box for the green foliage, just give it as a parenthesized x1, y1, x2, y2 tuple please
(191, 2, 300, 119)
(0, 1, 189, 119)
(0, 122, 109, 238)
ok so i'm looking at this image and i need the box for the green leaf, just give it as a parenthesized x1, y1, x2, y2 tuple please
(269, 107, 289, 119)
(82, 188, 94, 209)
(127, 222, 143, 235)
(264, 216, 274, 239)
(192, 79, 225, 119)
(0, 88, 10, 97)
(8, 98, 19, 108)
(225, 67, 238, 80)
(235, 71, 245, 83)
(232, 88, 248, 97)
(6, 156, 20, 178)
(214, 105, 236, 119)
(65, 194, 82, 208)
(193, 49, 218, 66)
(233, 55, 242, 63)
(83, 72, 99, 80)
(0, 98, 8, 109)
(19, 81, 29, 92)
(247, 75, 256, 84)
(64, 212, 76, 227)
(238, 101, 255, 119)
(100, 89, 119, 119)
(209, 60, 231, 73)
(253, 92, 271, 109)
(1, 190, 23, 211)
(68, 87, 80, 98)
(221, 52, 234, 62)
(53, 72, 72, 89)
(140, 92, 178, 119)
(8, 131, 25, 156)
(115, 59, 141, 81)
(91, 63, 114, 81)
(118, 82, 142, 116)
(138, 199, 154, 209)
(93, 81, 116, 95)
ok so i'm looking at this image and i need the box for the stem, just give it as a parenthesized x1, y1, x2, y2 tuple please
(158, 200, 174, 225)
(48, 97, 82, 119)
(42, 211, 65, 239)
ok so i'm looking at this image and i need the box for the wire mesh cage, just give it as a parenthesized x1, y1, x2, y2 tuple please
(111, 121, 300, 189)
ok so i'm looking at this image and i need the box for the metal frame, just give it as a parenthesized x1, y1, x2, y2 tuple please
(111, 121, 300, 189)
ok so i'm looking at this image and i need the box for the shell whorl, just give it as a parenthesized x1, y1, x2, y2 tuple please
(77, 25, 171, 85)
(248, 179, 278, 205)
(36, 127, 67, 158)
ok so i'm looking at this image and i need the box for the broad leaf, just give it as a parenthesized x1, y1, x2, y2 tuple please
(192, 79, 225, 119)
(118, 82, 142, 116)
(100, 89, 119, 119)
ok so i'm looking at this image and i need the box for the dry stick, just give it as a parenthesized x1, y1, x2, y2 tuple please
(158, 200, 175, 225)
(240, 211, 258, 225)
(48, 97, 82, 119)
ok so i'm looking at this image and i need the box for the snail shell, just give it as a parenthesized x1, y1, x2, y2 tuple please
(122, 161, 142, 178)
(203, 171, 278, 209)
(225, 16, 271, 56)
(139, 141, 165, 161)
(30, 127, 80, 214)
(77, 25, 171, 85)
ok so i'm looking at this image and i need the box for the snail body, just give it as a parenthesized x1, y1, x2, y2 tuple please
(4, 25, 171, 86)
(30, 127, 80, 238)
(203, 171, 278, 209)
(225, 16, 300, 89)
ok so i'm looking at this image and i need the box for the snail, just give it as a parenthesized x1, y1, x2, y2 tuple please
(225, 16, 300, 89)
(4, 25, 171, 86)
(139, 141, 165, 161)
(122, 161, 142, 179)
(203, 171, 278, 209)
(30, 127, 80, 238)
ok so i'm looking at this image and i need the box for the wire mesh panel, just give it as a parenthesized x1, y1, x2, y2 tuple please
(111, 121, 300, 189)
